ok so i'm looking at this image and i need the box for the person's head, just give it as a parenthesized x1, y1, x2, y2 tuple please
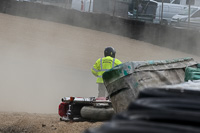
(104, 47, 116, 58)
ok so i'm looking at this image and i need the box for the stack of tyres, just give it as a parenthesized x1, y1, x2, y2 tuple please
(84, 88, 200, 133)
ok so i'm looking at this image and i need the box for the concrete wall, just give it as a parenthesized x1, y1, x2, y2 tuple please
(0, 0, 200, 56)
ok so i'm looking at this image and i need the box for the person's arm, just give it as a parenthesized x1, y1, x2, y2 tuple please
(115, 59, 122, 66)
(91, 58, 100, 77)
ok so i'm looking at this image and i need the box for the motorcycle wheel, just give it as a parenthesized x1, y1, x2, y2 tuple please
(80, 106, 114, 121)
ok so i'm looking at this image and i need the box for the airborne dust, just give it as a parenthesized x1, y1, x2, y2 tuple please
(0, 13, 200, 114)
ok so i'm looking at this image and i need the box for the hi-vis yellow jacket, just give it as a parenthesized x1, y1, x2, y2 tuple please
(91, 56, 122, 83)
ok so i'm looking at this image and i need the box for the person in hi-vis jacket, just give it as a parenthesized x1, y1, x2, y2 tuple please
(91, 47, 122, 97)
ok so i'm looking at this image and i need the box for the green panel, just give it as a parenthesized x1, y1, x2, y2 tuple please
(185, 67, 200, 81)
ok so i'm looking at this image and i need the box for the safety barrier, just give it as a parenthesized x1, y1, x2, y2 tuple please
(84, 88, 200, 133)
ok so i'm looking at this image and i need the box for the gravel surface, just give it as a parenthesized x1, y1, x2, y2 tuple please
(0, 112, 102, 133)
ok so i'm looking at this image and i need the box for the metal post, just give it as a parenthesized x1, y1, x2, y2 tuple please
(89, 0, 92, 12)
(136, 0, 138, 19)
(113, 0, 117, 17)
(161, 0, 164, 24)
(188, 0, 191, 28)
(132, 0, 134, 19)
(81, 0, 84, 11)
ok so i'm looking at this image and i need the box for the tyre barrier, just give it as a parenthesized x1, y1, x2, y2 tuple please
(84, 88, 200, 133)
(137, 88, 200, 99)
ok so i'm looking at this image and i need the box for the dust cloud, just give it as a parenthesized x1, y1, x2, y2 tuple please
(0, 13, 199, 114)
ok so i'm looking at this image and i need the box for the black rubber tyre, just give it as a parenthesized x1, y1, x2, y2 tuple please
(138, 88, 200, 99)
(80, 106, 114, 121)
(83, 88, 200, 133)
(84, 120, 200, 133)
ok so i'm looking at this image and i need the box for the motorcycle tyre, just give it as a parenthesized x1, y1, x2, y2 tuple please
(80, 106, 114, 121)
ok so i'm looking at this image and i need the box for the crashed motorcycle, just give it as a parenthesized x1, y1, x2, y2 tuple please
(58, 96, 114, 122)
